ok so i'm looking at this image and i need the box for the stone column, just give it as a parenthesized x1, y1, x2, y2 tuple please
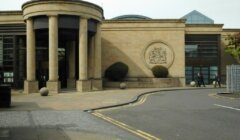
(92, 23, 102, 90)
(76, 17, 91, 92)
(24, 18, 39, 94)
(88, 36, 95, 79)
(47, 15, 60, 93)
(67, 41, 76, 88)
(19, 38, 24, 82)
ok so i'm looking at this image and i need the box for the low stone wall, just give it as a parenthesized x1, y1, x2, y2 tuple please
(103, 78, 183, 88)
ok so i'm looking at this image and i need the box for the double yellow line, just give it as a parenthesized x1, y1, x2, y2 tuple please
(93, 112, 161, 140)
(208, 93, 236, 100)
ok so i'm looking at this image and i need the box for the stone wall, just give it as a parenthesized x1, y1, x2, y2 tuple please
(104, 78, 182, 88)
(0, 11, 24, 24)
(101, 20, 186, 86)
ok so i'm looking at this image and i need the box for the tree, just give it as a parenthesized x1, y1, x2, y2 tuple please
(225, 32, 240, 63)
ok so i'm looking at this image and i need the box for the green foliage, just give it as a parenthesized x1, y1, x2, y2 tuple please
(225, 32, 240, 63)
(151, 65, 169, 78)
(105, 62, 129, 81)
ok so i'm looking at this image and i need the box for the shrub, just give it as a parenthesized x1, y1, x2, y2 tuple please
(105, 62, 129, 81)
(151, 65, 168, 78)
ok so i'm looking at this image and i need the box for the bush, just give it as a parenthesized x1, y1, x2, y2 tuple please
(151, 65, 168, 78)
(105, 62, 129, 81)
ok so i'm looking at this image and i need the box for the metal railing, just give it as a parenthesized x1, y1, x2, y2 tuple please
(227, 65, 240, 93)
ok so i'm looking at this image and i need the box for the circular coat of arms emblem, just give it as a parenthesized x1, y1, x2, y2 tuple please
(144, 42, 174, 68)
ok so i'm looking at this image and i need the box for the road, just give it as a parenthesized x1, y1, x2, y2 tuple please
(100, 89, 240, 140)
(0, 110, 141, 140)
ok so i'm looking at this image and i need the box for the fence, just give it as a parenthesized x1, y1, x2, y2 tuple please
(226, 65, 240, 93)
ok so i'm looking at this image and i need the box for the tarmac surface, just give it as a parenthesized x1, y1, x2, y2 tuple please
(0, 86, 227, 140)
(101, 88, 240, 140)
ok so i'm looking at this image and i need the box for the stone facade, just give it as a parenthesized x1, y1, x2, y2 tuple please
(101, 20, 186, 87)
(0, 11, 24, 24)
(21, 0, 103, 94)
(0, 0, 239, 93)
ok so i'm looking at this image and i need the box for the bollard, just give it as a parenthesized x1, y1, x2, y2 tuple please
(0, 84, 11, 108)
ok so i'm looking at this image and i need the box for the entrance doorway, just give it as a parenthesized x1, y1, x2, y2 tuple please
(186, 66, 218, 84)
(35, 29, 75, 89)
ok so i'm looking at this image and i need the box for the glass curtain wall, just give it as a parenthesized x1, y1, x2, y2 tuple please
(185, 34, 220, 84)
(0, 35, 26, 87)
(0, 35, 14, 85)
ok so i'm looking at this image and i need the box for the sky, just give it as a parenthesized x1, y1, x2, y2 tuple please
(0, 0, 239, 28)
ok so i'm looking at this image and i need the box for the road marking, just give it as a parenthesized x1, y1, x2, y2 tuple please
(214, 104, 240, 111)
(208, 93, 236, 100)
(131, 95, 149, 107)
(93, 112, 161, 140)
(97, 94, 150, 112)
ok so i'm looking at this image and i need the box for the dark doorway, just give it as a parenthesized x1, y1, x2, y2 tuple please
(186, 66, 218, 84)
(35, 28, 79, 89)
(36, 29, 49, 88)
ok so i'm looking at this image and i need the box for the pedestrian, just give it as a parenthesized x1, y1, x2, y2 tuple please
(197, 73, 205, 87)
(200, 73, 205, 87)
(214, 73, 221, 88)
(196, 73, 201, 87)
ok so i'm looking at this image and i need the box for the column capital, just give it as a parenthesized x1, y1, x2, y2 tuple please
(96, 21, 103, 25)
(26, 17, 33, 21)
(80, 16, 89, 20)
(24, 17, 33, 23)
(47, 14, 58, 17)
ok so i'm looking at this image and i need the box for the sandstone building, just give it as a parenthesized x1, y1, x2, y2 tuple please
(0, 0, 239, 93)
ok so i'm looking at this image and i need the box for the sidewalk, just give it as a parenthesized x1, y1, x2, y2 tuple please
(1, 86, 218, 111)
(3, 88, 164, 111)
(1, 88, 168, 140)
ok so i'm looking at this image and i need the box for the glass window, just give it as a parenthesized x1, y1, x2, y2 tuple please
(210, 66, 218, 80)
(3, 36, 13, 44)
(186, 66, 218, 85)
(0, 40, 3, 66)
(201, 67, 209, 84)
(201, 67, 208, 74)
(185, 45, 198, 57)
(185, 35, 219, 58)
(182, 10, 214, 24)
(193, 67, 200, 75)
(58, 48, 65, 60)
(3, 72, 14, 83)
(3, 44, 13, 49)
(185, 66, 193, 83)
(186, 66, 192, 71)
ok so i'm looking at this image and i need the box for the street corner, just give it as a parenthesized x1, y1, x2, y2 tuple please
(208, 93, 240, 100)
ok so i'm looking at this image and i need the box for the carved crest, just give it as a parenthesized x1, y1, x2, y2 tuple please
(149, 47, 167, 64)
(144, 42, 174, 68)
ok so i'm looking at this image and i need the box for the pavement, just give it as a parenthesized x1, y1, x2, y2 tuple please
(101, 88, 239, 140)
(2, 86, 221, 111)
(0, 86, 225, 140)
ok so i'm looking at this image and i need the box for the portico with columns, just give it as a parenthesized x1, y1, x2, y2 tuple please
(22, 0, 103, 94)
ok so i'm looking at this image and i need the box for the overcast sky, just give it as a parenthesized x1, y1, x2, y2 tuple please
(0, 0, 239, 28)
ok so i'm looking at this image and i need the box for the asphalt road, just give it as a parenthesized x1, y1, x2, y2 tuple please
(102, 89, 240, 140)
(0, 110, 141, 140)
